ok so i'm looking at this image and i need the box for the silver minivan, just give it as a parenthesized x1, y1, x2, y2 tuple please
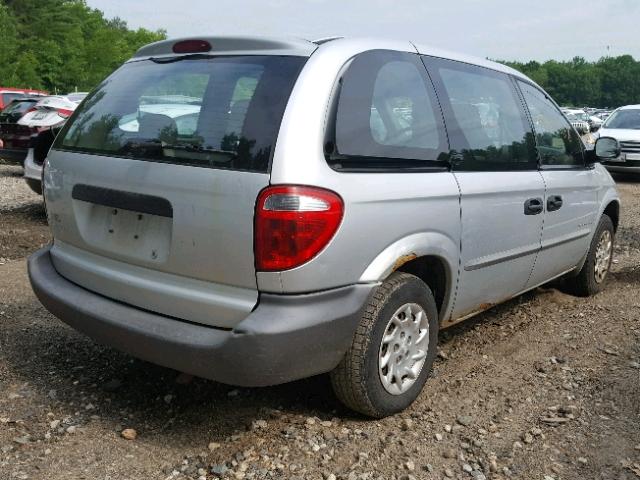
(28, 36, 620, 417)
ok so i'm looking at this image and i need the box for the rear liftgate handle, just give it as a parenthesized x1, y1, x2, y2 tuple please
(524, 197, 544, 215)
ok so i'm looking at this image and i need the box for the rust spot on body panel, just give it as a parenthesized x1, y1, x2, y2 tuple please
(443, 301, 497, 328)
(392, 253, 418, 271)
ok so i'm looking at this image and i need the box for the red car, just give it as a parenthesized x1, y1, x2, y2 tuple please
(0, 87, 48, 110)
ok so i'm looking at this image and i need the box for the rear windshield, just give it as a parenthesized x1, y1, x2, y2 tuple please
(3, 99, 36, 114)
(2, 93, 25, 107)
(54, 55, 307, 172)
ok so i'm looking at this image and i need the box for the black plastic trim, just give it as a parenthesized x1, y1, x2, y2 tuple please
(72, 184, 173, 218)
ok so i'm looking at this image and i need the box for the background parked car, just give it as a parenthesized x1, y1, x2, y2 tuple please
(0, 87, 47, 110)
(565, 112, 591, 134)
(597, 104, 640, 174)
(65, 92, 89, 103)
(23, 127, 60, 194)
(0, 95, 79, 165)
(21, 94, 87, 193)
(588, 114, 603, 131)
(0, 97, 41, 124)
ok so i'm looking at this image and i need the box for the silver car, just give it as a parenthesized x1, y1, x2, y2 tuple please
(28, 36, 620, 417)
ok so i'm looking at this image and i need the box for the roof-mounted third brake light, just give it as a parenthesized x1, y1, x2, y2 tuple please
(172, 39, 212, 54)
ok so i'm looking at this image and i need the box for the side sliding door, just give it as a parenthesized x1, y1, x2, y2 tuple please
(423, 57, 545, 323)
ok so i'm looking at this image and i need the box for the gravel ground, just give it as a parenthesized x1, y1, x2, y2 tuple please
(0, 164, 49, 263)
(1, 163, 639, 480)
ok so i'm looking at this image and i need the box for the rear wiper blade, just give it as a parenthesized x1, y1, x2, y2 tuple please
(149, 54, 212, 64)
(163, 144, 237, 158)
(118, 140, 237, 165)
(119, 139, 163, 153)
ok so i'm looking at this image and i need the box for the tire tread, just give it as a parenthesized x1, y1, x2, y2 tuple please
(565, 214, 614, 297)
(330, 273, 424, 417)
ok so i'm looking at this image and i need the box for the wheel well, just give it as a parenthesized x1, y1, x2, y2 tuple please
(603, 201, 620, 232)
(395, 255, 448, 316)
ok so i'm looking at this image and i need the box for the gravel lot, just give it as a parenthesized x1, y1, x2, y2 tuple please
(1, 162, 639, 480)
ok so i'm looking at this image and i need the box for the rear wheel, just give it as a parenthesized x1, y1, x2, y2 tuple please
(330, 272, 438, 418)
(564, 214, 614, 297)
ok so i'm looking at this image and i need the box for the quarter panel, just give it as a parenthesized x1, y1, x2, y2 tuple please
(262, 171, 462, 295)
(260, 39, 465, 295)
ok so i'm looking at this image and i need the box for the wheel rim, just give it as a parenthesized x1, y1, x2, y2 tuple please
(378, 303, 430, 395)
(594, 229, 612, 284)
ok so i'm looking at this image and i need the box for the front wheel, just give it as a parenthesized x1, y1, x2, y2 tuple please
(330, 272, 439, 418)
(565, 214, 615, 297)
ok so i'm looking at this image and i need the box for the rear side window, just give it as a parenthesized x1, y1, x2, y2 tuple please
(517, 81, 584, 167)
(327, 50, 448, 170)
(424, 57, 537, 171)
(55, 56, 307, 172)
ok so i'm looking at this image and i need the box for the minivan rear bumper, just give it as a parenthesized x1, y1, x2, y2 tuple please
(28, 247, 374, 387)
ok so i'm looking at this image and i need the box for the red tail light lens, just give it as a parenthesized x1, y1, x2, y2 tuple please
(255, 185, 344, 271)
(57, 108, 74, 119)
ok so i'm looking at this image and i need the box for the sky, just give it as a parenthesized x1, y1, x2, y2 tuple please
(86, 0, 639, 62)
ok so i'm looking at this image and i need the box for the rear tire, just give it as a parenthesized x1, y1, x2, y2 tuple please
(564, 214, 614, 297)
(330, 272, 438, 418)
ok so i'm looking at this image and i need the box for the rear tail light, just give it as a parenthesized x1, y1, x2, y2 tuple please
(255, 185, 344, 271)
(57, 108, 74, 119)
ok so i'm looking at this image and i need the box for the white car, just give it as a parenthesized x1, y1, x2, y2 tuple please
(118, 103, 201, 134)
(18, 96, 78, 129)
(597, 104, 640, 174)
(589, 115, 604, 129)
(22, 96, 83, 194)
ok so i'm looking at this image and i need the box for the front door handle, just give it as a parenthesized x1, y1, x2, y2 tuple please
(524, 197, 543, 215)
(547, 195, 563, 212)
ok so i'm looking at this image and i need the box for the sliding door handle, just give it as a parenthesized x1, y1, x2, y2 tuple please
(547, 195, 563, 212)
(524, 197, 543, 215)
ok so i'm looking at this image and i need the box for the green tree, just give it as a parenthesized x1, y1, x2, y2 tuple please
(0, 3, 19, 85)
(501, 55, 640, 108)
(1, 0, 166, 93)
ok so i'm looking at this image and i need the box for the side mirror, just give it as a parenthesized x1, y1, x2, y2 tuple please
(594, 136, 620, 161)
